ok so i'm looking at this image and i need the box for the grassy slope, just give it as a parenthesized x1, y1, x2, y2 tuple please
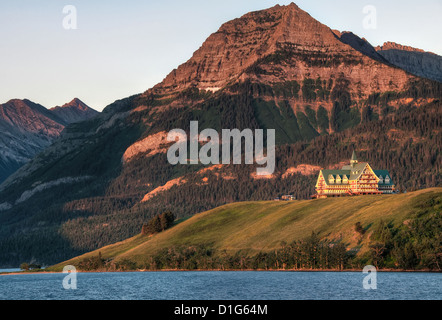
(49, 188, 441, 271)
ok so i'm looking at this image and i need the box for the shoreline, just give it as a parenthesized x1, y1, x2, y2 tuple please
(1, 268, 440, 276)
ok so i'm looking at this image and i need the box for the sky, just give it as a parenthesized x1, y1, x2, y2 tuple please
(0, 0, 441, 111)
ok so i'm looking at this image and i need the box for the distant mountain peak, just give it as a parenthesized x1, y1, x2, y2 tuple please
(53, 98, 90, 111)
(0, 99, 64, 131)
(50, 98, 99, 124)
(375, 41, 429, 54)
(66, 97, 84, 105)
(0, 97, 99, 183)
(375, 42, 442, 83)
(0, 98, 67, 183)
(5, 98, 38, 110)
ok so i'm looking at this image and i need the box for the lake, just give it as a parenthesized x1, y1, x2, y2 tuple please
(0, 271, 440, 300)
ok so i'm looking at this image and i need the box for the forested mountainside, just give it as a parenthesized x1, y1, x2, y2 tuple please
(0, 98, 98, 184)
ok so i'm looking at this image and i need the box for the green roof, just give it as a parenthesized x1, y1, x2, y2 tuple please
(320, 169, 351, 185)
(374, 170, 394, 186)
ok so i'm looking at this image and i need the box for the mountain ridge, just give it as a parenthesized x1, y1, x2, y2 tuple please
(0, 98, 98, 183)
(375, 41, 442, 83)
(376, 41, 431, 54)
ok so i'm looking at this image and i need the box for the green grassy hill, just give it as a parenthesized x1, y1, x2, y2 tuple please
(49, 188, 441, 271)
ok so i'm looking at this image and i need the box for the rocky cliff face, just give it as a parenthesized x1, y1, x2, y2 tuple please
(152, 3, 415, 102)
(0, 98, 98, 183)
(152, 5, 286, 93)
(376, 42, 442, 83)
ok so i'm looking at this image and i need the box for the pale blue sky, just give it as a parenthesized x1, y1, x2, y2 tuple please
(1, 0, 441, 111)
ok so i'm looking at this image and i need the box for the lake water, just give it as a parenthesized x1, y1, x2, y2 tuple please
(0, 271, 440, 300)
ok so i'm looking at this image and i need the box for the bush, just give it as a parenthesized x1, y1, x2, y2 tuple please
(142, 211, 176, 235)
(20, 263, 30, 271)
(355, 222, 365, 235)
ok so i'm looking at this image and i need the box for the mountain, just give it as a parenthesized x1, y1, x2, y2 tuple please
(47, 188, 442, 271)
(0, 98, 98, 184)
(153, 3, 413, 98)
(375, 42, 442, 83)
(0, 3, 440, 267)
(50, 98, 99, 124)
(0, 99, 65, 184)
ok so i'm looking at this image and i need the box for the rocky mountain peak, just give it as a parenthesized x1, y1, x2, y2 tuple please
(151, 3, 349, 94)
(64, 98, 88, 109)
(50, 98, 98, 124)
(52, 98, 91, 111)
(149, 3, 414, 98)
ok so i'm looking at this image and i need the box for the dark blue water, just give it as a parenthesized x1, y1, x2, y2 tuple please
(0, 271, 440, 300)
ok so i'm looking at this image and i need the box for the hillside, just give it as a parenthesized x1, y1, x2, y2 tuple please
(0, 3, 441, 267)
(48, 188, 442, 272)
